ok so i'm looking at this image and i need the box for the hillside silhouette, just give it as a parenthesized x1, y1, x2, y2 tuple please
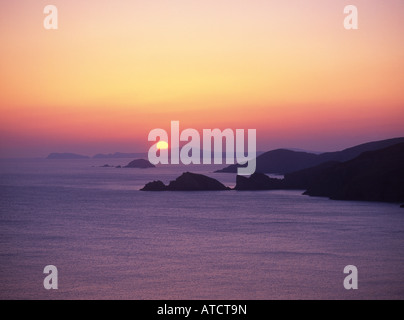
(234, 142, 404, 203)
(216, 137, 404, 174)
(286, 142, 404, 202)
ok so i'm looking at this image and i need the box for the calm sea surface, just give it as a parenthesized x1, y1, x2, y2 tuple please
(0, 158, 403, 299)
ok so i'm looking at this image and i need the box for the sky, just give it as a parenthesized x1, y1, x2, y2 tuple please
(1, 0, 404, 157)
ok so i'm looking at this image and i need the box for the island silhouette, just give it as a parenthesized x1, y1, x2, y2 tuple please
(141, 138, 404, 204)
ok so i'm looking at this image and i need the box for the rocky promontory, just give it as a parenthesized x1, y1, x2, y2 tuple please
(299, 143, 404, 202)
(232, 142, 404, 203)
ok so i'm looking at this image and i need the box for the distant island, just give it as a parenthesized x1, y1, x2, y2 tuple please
(99, 159, 155, 169)
(47, 152, 147, 159)
(93, 152, 147, 159)
(46, 153, 89, 159)
(124, 159, 155, 169)
(46, 152, 155, 169)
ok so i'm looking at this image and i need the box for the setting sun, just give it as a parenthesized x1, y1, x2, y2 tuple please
(157, 141, 169, 150)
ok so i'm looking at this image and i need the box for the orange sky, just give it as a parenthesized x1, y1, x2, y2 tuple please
(1, 0, 404, 157)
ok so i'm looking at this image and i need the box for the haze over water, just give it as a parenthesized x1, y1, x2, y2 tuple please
(1, 158, 403, 299)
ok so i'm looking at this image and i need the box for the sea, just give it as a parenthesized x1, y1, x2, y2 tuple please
(0, 158, 403, 300)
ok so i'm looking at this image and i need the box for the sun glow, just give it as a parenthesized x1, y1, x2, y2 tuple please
(1, 1, 404, 157)
(156, 141, 169, 150)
